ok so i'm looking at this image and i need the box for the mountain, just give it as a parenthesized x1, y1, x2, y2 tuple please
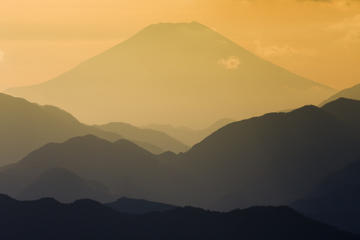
(321, 97, 360, 129)
(147, 118, 235, 146)
(106, 197, 176, 214)
(17, 168, 114, 203)
(0, 195, 357, 240)
(0, 93, 120, 166)
(2, 98, 360, 210)
(175, 98, 360, 209)
(97, 122, 188, 153)
(322, 83, 360, 105)
(129, 140, 164, 154)
(6, 22, 334, 127)
(292, 159, 360, 234)
(0, 135, 168, 200)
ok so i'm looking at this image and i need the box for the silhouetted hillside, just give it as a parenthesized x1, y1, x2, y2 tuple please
(177, 101, 360, 209)
(322, 83, 360, 105)
(0, 135, 167, 200)
(17, 168, 114, 203)
(107, 197, 176, 214)
(322, 97, 360, 128)
(0, 93, 120, 166)
(0, 195, 357, 240)
(98, 122, 188, 153)
(2, 99, 360, 211)
(292, 159, 360, 234)
(6, 22, 333, 127)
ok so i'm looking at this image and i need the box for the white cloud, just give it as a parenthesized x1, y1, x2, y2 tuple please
(218, 56, 242, 70)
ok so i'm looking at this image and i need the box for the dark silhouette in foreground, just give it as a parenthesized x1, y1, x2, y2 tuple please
(17, 168, 114, 203)
(0, 194, 357, 240)
(106, 197, 176, 214)
(293, 159, 360, 234)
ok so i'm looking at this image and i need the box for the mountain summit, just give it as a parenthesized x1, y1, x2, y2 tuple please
(6, 22, 333, 126)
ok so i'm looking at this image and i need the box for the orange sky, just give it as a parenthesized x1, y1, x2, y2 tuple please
(1, 0, 360, 91)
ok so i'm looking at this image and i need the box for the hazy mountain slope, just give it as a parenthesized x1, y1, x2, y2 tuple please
(2, 98, 360, 210)
(147, 118, 235, 146)
(106, 197, 176, 214)
(0, 195, 357, 240)
(177, 99, 360, 209)
(292, 159, 360, 234)
(0, 93, 120, 166)
(17, 168, 114, 203)
(6, 22, 334, 127)
(322, 83, 360, 105)
(130, 140, 164, 154)
(98, 122, 188, 153)
(0, 135, 168, 200)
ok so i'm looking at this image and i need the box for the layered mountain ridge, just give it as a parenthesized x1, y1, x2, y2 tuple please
(0, 194, 357, 240)
(2, 97, 360, 212)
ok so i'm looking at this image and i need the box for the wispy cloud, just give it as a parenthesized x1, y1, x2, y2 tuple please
(218, 56, 242, 70)
(253, 41, 316, 58)
(299, 0, 360, 8)
(329, 14, 360, 43)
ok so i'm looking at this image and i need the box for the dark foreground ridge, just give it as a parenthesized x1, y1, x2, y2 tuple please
(106, 196, 176, 214)
(0, 194, 357, 240)
(293, 158, 360, 234)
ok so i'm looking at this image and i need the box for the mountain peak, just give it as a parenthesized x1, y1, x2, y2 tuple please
(289, 105, 320, 115)
(322, 97, 360, 109)
(144, 21, 210, 33)
(65, 135, 111, 146)
(5, 21, 334, 126)
(321, 97, 360, 127)
(125, 21, 226, 49)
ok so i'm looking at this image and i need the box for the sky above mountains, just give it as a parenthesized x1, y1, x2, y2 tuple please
(1, 0, 360, 91)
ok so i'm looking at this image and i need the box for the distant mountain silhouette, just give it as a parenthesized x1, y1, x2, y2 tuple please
(106, 197, 176, 214)
(97, 122, 188, 153)
(147, 118, 235, 145)
(2, 98, 360, 212)
(17, 168, 114, 203)
(292, 159, 360, 234)
(322, 83, 360, 105)
(0, 93, 120, 166)
(0, 194, 357, 240)
(6, 22, 334, 127)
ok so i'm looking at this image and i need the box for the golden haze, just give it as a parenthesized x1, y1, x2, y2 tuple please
(1, 0, 360, 127)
